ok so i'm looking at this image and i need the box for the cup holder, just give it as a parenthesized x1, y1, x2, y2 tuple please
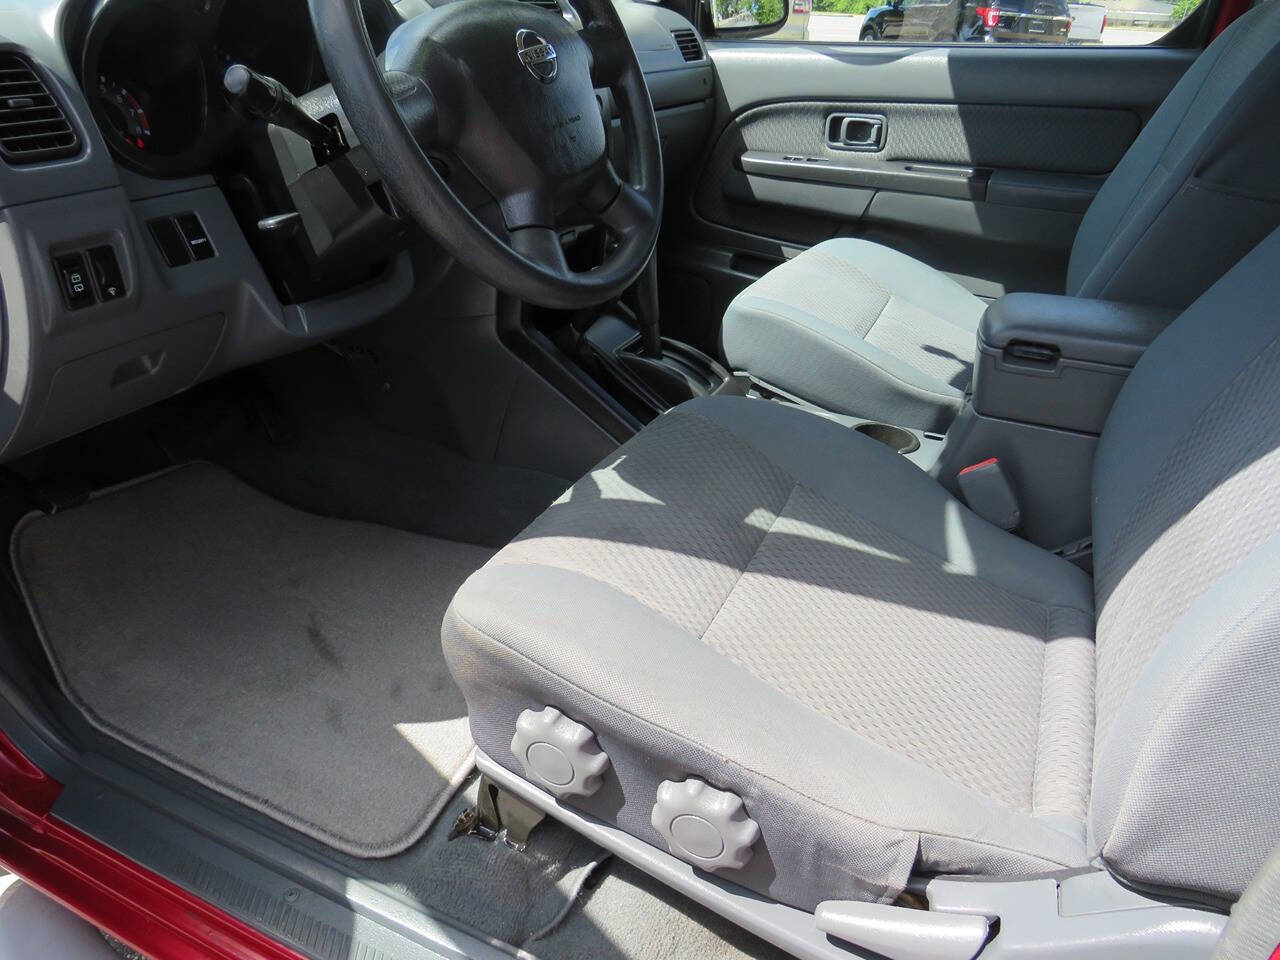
(854, 422, 921, 455)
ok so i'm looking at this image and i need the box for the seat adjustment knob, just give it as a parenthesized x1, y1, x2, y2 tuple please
(651, 778, 760, 872)
(510, 707, 610, 798)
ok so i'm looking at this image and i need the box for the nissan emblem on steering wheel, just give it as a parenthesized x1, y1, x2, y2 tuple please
(515, 28, 558, 83)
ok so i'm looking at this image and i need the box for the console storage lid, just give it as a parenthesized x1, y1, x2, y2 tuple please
(979, 292, 1175, 367)
(973, 292, 1177, 435)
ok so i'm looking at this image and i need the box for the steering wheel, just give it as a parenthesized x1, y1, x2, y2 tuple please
(307, 0, 664, 310)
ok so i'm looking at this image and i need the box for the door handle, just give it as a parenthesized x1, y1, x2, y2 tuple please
(826, 113, 885, 151)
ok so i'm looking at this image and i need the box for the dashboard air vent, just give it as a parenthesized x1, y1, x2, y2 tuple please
(0, 53, 78, 165)
(520, 0, 563, 12)
(671, 29, 703, 62)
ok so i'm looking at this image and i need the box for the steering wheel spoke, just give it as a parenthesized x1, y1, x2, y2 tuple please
(510, 226, 573, 280)
(582, 21, 629, 86)
(586, 162, 655, 243)
(383, 70, 443, 150)
(499, 186, 558, 233)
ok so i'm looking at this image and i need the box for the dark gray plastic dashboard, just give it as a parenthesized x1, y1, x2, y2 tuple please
(0, 0, 712, 461)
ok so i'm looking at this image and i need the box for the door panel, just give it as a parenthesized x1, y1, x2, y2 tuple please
(660, 43, 1197, 351)
(696, 99, 1138, 237)
(708, 43, 1194, 115)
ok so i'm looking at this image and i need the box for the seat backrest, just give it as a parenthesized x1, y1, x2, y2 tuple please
(1088, 225, 1280, 903)
(1067, 0, 1280, 309)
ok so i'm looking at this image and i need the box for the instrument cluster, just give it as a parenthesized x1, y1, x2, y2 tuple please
(79, 0, 326, 176)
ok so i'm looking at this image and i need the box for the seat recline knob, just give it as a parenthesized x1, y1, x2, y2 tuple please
(510, 706, 610, 798)
(651, 778, 760, 871)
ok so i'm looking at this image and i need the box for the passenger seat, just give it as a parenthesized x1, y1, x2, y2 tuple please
(721, 0, 1280, 431)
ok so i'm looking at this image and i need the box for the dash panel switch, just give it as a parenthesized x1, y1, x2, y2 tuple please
(87, 245, 126, 300)
(53, 253, 94, 310)
(175, 213, 215, 261)
(148, 217, 190, 267)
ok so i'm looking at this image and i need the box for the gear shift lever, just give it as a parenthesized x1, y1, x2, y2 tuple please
(580, 249, 730, 414)
(628, 253, 664, 359)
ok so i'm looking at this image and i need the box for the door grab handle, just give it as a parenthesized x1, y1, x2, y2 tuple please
(841, 116, 881, 145)
(826, 113, 885, 151)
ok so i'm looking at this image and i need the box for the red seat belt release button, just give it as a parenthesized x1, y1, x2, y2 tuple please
(957, 457, 1021, 531)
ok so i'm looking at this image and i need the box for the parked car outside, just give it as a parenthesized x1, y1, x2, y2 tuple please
(859, 0, 1071, 41)
(1067, 1, 1107, 41)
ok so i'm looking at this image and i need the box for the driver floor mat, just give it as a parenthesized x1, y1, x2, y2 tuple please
(11, 462, 491, 857)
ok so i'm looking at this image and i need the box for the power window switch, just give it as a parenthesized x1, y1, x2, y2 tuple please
(148, 216, 190, 267)
(87, 245, 126, 300)
(53, 253, 94, 310)
(175, 213, 215, 261)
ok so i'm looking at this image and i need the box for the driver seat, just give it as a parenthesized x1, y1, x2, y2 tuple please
(719, 1, 1280, 431)
(443, 223, 1280, 914)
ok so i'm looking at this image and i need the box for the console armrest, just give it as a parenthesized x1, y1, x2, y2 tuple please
(979, 293, 1176, 368)
(973, 293, 1178, 435)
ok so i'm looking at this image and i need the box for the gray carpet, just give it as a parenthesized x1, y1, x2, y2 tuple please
(331, 775, 609, 948)
(12, 463, 491, 857)
(175, 347, 572, 549)
(215, 413, 571, 551)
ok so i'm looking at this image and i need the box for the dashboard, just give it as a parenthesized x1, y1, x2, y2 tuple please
(0, 0, 713, 462)
(78, 0, 399, 176)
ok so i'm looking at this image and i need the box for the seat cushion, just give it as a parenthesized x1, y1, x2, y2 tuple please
(443, 396, 1095, 911)
(721, 238, 987, 431)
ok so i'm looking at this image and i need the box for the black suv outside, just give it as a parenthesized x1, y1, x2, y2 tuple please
(859, 0, 1071, 41)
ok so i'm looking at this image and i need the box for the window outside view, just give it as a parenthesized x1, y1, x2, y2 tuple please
(713, 0, 1203, 44)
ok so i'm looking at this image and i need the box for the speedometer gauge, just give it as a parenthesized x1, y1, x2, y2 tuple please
(98, 76, 152, 150)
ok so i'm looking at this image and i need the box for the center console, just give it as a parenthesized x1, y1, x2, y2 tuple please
(580, 313, 733, 417)
(969, 293, 1175, 435)
(546, 280, 1176, 563)
(934, 292, 1177, 555)
(571, 252, 734, 419)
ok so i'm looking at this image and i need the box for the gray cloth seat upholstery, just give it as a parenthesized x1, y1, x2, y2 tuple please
(721, 0, 1280, 430)
(444, 224, 1280, 913)
(446, 396, 1096, 909)
(722, 239, 987, 431)
(1213, 844, 1280, 960)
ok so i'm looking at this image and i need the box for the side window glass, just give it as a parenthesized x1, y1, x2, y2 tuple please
(746, 0, 1206, 44)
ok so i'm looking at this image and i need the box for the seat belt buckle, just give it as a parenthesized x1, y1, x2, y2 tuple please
(957, 457, 1021, 531)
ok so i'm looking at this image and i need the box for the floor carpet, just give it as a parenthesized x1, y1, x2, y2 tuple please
(213, 404, 571, 550)
(328, 775, 609, 948)
(12, 463, 491, 857)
